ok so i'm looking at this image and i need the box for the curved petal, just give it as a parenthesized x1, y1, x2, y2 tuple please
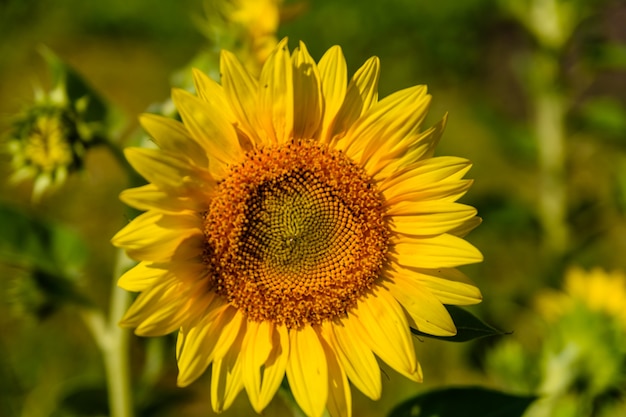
(292, 41, 322, 140)
(176, 296, 228, 386)
(242, 321, 272, 412)
(120, 276, 191, 336)
(325, 321, 381, 401)
(392, 234, 483, 269)
(348, 289, 421, 381)
(192, 68, 237, 125)
(371, 116, 447, 181)
(111, 211, 203, 262)
(379, 156, 471, 196)
(319, 332, 351, 417)
(386, 273, 457, 336)
(331, 56, 380, 141)
(258, 37, 294, 144)
(260, 325, 290, 412)
(385, 180, 473, 208)
(220, 49, 263, 145)
(387, 202, 478, 236)
(139, 113, 208, 168)
(449, 215, 482, 237)
(243, 322, 289, 413)
(211, 320, 246, 413)
(172, 89, 242, 177)
(342, 85, 429, 164)
(317, 45, 347, 143)
(359, 89, 430, 174)
(118, 261, 167, 292)
(123, 147, 216, 199)
(120, 184, 205, 213)
(286, 326, 328, 417)
(400, 267, 482, 306)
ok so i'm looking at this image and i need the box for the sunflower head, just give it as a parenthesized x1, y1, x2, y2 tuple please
(113, 39, 483, 417)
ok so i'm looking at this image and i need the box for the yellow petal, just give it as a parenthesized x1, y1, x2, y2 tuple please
(317, 45, 347, 143)
(120, 276, 188, 336)
(120, 184, 204, 213)
(258, 37, 294, 144)
(139, 113, 208, 168)
(292, 41, 322, 140)
(405, 267, 482, 306)
(220, 49, 263, 145)
(259, 325, 290, 411)
(331, 56, 380, 140)
(319, 334, 351, 417)
(192, 68, 237, 125)
(111, 211, 203, 262)
(176, 296, 228, 387)
(286, 326, 328, 417)
(243, 322, 289, 413)
(449, 216, 483, 237)
(386, 272, 457, 336)
(124, 147, 215, 198)
(242, 321, 273, 412)
(341, 85, 429, 163)
(371, 116, 447, 181)
(385, 180, 474, 208)
(379, 156, 471, 197)
(359, 86, 430, 174)
(387, 202, 478, 235)
(326, 321, 381, 400)
(348, 289, 420, 381)
(211, 323, 245, 413)
(118, 261, 167, 292)
(172, 88, 242, 177)
(393, 234, 483, 269)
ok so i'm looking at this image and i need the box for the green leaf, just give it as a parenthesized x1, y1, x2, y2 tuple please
(388, 387, 536, 417)
(0, 203, 89, 306)
(411, 305, 505, 342)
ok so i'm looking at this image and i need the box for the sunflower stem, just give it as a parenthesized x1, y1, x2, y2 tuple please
(81, 249, 135, 417)
(103, 249, 135, 417)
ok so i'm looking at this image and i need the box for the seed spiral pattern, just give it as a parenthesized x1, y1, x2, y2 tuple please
(202, 141, 389, 328)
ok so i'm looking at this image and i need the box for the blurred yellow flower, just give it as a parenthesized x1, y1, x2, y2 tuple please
(536, 267, 626, 328)
(201, 0, 282, 75)
(228, 0, 281, 69)
(5, 89, 91, 200)
(112, 39, 483, 417)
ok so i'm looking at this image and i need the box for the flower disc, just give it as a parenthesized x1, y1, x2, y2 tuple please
(204, 141, 389, 328)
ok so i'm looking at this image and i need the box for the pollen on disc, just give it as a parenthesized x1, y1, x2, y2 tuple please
(202, 141, 389, 329)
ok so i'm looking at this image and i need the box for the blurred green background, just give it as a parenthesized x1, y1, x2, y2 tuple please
(1, 0, 626, 416)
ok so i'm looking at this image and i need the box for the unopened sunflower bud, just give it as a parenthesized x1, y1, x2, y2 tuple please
(5, 87, 96, 200)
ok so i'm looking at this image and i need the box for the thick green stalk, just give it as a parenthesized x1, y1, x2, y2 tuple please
(82, 249, 134, 417)
(103, 249, 135, 417)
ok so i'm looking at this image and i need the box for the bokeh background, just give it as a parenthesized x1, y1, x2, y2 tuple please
(1, 0, 626, 416)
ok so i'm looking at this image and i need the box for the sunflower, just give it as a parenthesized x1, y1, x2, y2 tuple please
(112, 39, 483, 417)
